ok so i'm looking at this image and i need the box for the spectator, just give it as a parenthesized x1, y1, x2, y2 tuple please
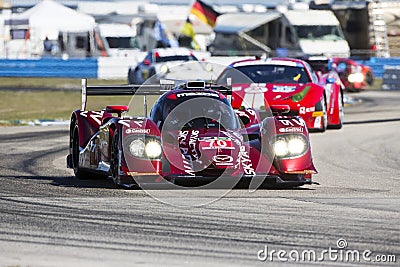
(43, 36, 58, 55)
(43, 37, 52, 52)
(178, 18, 199, 50)
(154, 20, 170, 48)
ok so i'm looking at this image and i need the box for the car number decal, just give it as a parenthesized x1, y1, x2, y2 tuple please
(212, 155, 234, 166)
(80, 111, 104, 125)
(199, 137, 234, 150)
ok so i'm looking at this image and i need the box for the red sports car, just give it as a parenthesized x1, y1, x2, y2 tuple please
(332, 57, 374, 92)
(66, 79, 317, 189)
(216, 57, 344, 132)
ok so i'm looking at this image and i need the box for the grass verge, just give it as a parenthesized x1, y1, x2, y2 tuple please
(0, 89, 158, 124)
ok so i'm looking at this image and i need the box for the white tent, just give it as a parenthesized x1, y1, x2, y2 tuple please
(8, 0, 95, 39)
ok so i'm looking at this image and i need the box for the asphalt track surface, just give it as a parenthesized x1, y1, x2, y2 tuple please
(0, 91, 399, 266)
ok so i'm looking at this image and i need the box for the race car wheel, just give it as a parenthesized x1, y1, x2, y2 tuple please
(366, 71, 374, 86)
(71, 125, 92, 179)
(128, 68, 135, 84)
(110, 129, 121, 186)
(110, 130, 139, 189)
(149, 68, 156, 78)
(328, 91, 343, 129)
(314, 97, 327, 132)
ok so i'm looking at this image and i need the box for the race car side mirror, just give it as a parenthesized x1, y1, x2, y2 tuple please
(235, 109, 253, 128)
(270, 105, 290, 115)
(237, 113, 250, 127)
(106, 105, 129, 118)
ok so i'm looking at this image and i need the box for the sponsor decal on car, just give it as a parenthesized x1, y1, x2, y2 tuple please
(237, 146, 255, 175)
(178, 130, 200, 160)
(125, 128, 151, 134)
(299, 107, 316, 114)
(181, 154, 195, 176)
(279, 127, 304, 133)
(272, 85, 296, 93)
(312, 111, 324, 117)
(188, 130, 200, 159)
(244, 83, 268, 93)
(176, 92, 219, 98)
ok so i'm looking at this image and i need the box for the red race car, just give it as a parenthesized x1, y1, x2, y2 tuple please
(66, 79, 317, 189)
(216, 57, 344, 132)
(332, 57, 374, 92)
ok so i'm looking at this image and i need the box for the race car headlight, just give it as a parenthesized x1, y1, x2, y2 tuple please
(287, 136, 307, 155)
(347, 73, 364, 83)
(273, 138, 289, 157)
(128, 137, 162, 159)
(160, 64, 169, 74)
(291, 85, 311, 102)
(129, 139, 145, 157)
(271, 134, 308, 158)
(145, 140, 162, 158)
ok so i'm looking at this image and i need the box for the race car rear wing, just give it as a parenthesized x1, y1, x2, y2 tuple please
(81, 79, 232, 112)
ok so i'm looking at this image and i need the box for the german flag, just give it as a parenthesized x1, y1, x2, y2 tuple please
(190, 0, 220, 28)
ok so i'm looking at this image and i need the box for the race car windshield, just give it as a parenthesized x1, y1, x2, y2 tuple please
(230, 65, 311, 84)
(163, 96, 239, 130)
(307, 60, 330, 72)
(155, 55, 197, 63)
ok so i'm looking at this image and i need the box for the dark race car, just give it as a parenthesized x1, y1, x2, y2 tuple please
(216, 57, 344, 132)
(128, 47, 202, 84)
(67, 79, 317, 189)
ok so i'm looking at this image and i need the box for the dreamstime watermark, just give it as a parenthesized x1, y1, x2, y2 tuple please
(257, 238, 397, 263)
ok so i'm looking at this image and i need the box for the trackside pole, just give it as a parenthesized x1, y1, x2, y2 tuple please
(144, 95, 147, 117)
(227, 77, 232, 104)
(81, 78, 87, 111)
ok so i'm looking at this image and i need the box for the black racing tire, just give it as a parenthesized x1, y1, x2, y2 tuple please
(366, 71, 374, 86)
(149, 68, 156, 77)
(328, 90, 344, 130)
(145, 68, 158, 84)
(71, 124, 93, 179)
(110, 130, 139, 189)
(110, 129, 121, 186)
(127, 68, 136, 84)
